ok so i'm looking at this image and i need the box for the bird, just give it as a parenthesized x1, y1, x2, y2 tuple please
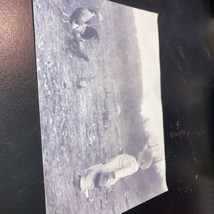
(70, 8, 94, 25)
(62, 7, 102, 27)
(68, 38, 90, 62)
(62, 8, 102, 61)
(62, 7, 101, 41)
(80, 26, 99, 41)
(69, 7, 102, 26)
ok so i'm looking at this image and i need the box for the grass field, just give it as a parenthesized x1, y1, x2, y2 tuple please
(33, 0, 166, 213)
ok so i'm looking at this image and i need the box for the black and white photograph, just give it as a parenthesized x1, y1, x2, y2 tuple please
(33, 0, 167, 213)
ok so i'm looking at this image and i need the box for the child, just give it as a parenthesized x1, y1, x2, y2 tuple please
(79, 145, 153, 196)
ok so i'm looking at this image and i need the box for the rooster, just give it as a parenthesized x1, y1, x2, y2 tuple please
(62, 7, 102, 41)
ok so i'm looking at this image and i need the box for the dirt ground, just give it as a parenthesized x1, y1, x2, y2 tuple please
(33, 0, 166, 213)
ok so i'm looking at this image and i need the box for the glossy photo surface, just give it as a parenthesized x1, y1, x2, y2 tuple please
(33, 0, 167, 213)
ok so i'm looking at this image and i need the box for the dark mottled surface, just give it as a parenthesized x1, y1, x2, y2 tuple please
(0, 0, 45, 214)
(113, 0, 214, 213)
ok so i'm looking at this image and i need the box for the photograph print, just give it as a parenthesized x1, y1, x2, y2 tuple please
(33, 0, 168, 213)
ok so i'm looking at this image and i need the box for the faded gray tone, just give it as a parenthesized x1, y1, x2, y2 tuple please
(33, 0, 167, 213)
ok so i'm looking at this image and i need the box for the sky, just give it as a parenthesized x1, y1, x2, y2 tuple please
(133, 8, 167, 185)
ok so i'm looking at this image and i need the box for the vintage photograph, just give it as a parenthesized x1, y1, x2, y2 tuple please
(33, 0, 167, 213)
